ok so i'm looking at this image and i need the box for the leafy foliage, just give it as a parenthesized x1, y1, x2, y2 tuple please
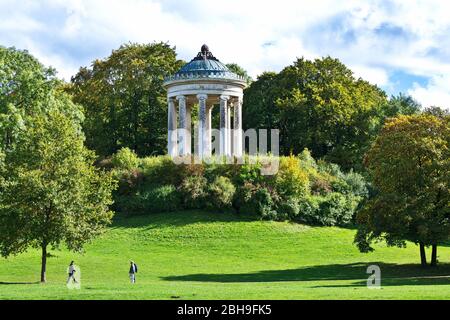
(69, 42, 184, 157)
(111, 147, 139, 170)
(0, 111, 116, 281)
(112, 153, 367, 227)
(354, 114, 450, 265)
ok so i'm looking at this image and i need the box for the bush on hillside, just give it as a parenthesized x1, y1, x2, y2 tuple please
(111, 147, 139, 170)
(110, 152, 369, 226)
(206, 176, 236, 211)
(178, 175, 208, 209)
(115, 184, 181, 215)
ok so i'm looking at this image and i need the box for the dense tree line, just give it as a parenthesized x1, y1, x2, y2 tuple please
(243, 57, 421, 171)
(68, 42, 184, 158)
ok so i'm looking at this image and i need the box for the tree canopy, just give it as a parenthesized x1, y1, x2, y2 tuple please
(242, 57, 425, 171)
(0, 47, 116, 283)
(354, 114, 450, 266)
(69, 42, 184, 157)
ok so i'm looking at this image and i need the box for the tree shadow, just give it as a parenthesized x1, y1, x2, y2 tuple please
(161, 262, 450, 287)
(111, 210, 258, 230)
(0, 281, 40, 285)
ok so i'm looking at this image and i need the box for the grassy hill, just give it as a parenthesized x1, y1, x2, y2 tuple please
(0, 211, 449, 300)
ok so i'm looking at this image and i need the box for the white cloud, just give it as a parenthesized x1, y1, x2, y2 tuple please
(351, 65, 389, 86)
(409, 75, 450, 109)
(0, 0, 449, 108)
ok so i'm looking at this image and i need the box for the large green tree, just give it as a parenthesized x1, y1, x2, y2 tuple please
(354, 114, 450, 266)
(0, 110, 116, 282)
(0, 46, 83, 153)
(243, 57, 425, 171)
(69, 42, 184, 157)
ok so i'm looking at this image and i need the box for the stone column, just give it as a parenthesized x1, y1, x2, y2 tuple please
(197, 94, 208, 158)
(220, 95, 230, 156)
(204, 104, 213, 156)
(186, 104, 192, 155)
(167, 97, 177, 157)
(227, 102, 232, 156)
(233, 97, 243, 157)
(177, 95, 187, 156)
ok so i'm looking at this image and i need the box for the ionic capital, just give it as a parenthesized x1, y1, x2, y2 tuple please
(197, 94, 208, 101)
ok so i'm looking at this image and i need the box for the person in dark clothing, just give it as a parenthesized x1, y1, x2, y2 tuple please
(129, 261, 138, 284)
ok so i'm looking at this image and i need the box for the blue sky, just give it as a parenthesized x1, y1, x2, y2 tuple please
(1, 0, 449, 109)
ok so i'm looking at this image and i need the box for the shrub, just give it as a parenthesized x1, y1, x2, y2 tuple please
(341, 171, 369, 198)
(233, 182, 257, 214)
(273, 156, 309, 198)
(237, 162, 264, 185)
(140, 155, 181, 185)
(206, 176, 236, 211)
(276, 196, 301, 219)
(110, 154, 367, 226)
(253, 187, 277, 220)
(310, 177, 332, 195)
(178, 175, 208, 209)
(140, 184, 181, 213)
(297, 196, 321, 224)
(113, 169, 144, 196)
(114, 184, 181, 215)
(297, 193, 358, 226)
(111, 147, 139, 170)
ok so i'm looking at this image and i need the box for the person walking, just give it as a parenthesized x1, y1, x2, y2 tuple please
(129, 261, 138, 284)
(67, 261, 77, 284)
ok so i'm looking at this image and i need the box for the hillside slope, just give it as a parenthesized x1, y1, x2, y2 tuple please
(0, 211, 449, 300)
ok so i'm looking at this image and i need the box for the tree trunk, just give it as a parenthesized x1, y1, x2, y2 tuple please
(40, 242, 47, 283)
(430, 244, 438, 267)
(420, 242, 427, 267)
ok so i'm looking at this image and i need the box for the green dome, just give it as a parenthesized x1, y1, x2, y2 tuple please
(166, 45, 244, 81)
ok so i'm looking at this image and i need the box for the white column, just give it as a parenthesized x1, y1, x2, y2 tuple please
(197, 94, 208, 158)
(233, 97, 243, 157)
(177, 95, 187, 156)
(186, 105, 192, 155)
(220, 95, 230, 156)
(226, 102, 232, 156)
(204, 105, 213, 156)
(167, 97, 177, 157)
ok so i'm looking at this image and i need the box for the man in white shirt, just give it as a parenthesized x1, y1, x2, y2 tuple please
(67, 261, 78, 284)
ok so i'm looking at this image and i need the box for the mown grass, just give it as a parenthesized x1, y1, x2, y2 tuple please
(0, 211, 449, 300)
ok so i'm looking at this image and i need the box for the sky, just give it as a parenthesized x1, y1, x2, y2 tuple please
(1, 0, 450, 109)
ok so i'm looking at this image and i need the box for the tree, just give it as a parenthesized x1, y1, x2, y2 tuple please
(424, 106, 449, 119)
(226, 63, 253, 85)
(68, 42, 184, 157)
(243, 57, 388, 170)
(0, 109, 116, 282)
(1, 46, 83, 153)
(383, 93, 421, 118)
(354, 114, 450, 266)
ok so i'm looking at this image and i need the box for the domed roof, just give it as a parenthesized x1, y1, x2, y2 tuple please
(165, 44, 244, 82)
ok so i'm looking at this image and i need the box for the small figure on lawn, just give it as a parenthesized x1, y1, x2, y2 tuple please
(67, 261, 78, 284)
(129, 261, 138, 284)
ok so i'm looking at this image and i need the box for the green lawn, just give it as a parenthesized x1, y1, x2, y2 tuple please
(0, 211, 449, 300)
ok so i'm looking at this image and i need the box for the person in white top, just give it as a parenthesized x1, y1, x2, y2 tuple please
(67, 261, 78, 284)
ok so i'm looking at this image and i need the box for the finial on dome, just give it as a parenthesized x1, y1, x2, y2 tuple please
(201, 44, 209, 55)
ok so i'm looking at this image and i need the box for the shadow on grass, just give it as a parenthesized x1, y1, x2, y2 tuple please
(111, 210, 258, 230)
(0, 282, 40, 285)
(161, 262, 450, 287)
